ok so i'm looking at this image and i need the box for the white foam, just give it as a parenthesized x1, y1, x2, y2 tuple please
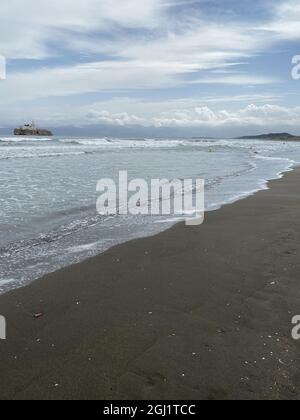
(2, 136, 300, 294)
(0, 136, 53, 143)
(67, 242, 99, 254)
(0, 279, 15, 286)
(60, 137, 208, 149)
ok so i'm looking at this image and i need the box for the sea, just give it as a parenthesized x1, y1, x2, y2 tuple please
(1, 135, 300, 293)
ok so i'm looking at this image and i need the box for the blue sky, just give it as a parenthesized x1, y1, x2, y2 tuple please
(0, 0, 300, 137)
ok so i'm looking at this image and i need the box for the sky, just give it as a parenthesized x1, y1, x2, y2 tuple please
(0, 0, 300, 137)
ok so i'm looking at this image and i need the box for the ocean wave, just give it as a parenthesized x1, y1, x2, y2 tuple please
(0, 137, 224, 160)
(59, 137, 212, 149)
(0, 150, 87, 160)
(2, 136, 281, 156)
(0, 136, 53, 143)
(0, 213, 111, 258)
(1, 135, 300, 296)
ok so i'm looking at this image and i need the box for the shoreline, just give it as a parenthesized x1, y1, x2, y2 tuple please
(206, 159, 296, 212)
(0, 168, 300, 399)
(1, 158, 298, 296)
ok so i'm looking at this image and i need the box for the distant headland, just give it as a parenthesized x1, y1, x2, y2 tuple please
(14, 122, 53, 136)
(237, 133, 300, 141)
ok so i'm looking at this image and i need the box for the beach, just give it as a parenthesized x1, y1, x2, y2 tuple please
(0, 168, 300, 400)
(1, 136, 300, 293)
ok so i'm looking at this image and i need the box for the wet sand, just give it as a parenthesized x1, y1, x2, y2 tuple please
(0, 169, 300, 400)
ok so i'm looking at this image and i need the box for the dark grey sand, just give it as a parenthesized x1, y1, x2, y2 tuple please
(0, 169, 300, 400)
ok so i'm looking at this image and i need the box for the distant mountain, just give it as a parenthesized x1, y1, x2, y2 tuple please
(237, 133, 300, 141)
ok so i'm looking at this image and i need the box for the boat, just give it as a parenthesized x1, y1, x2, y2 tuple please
(14, 121, 53, 136)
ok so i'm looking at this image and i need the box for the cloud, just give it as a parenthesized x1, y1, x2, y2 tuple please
(0, 0, 286, 105)
(0, 0, 299, 130)
(80, 103, 300, 129)
(0, 84, 296, 128)
(2, 90, 300, 130)
(152, 104, 300, 128)
(262, 0, 300, 40)
(0, 0, 164, 59)
(190, 75, 279, 85)
(86, 109, 146, 126)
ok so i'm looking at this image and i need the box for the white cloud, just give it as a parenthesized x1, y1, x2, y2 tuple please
(0, 60, 177, 104)
(190, 75, 279, 85)
(86, 109, 146, 126)
(262, 0, 300, 40)
(0, 0, 164, 59)
(67, 103, 300, 129)
(0, 0, 299, 126)
(1, 92, 298, 129)
(152, 104, 300, 128)
(0, 0, 287, 105)
(87, 104, 300, 128)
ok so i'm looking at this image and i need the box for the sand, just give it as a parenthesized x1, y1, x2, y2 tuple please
(0, 169, 300, 400)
